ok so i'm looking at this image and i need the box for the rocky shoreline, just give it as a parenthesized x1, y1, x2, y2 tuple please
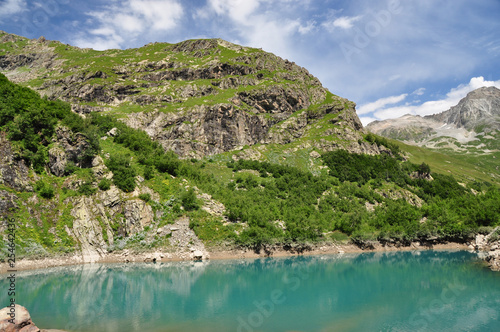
(3, 239, 494, 274)
(473, 227, 500, 271)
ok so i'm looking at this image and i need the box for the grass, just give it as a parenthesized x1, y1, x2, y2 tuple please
(396, 140, 499, 185)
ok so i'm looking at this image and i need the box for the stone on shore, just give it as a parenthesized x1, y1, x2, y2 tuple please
(0, 304, 38, 332)
(0, 305, 67, 332)
(193, 250, 204, 260)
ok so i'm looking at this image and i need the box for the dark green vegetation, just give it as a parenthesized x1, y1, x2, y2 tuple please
(0, 74, 98, 172)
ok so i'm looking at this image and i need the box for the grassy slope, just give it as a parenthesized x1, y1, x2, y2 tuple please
(395, 140, 499, 186)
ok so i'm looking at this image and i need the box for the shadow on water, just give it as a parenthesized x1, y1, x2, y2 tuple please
(1, 251, 499, 332)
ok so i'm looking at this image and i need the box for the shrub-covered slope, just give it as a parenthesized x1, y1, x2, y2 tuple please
(1, 74, 499, 262)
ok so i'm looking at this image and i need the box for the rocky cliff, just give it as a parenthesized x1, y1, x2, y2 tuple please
(0, 32, 376, 158)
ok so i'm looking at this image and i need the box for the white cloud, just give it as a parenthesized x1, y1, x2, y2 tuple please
(412, 88, 425, 96)
(208, 0, 261, 23)
(0, 0, 25, 20)
(74, 36, 122, 50)
(357, 93, 407, 115)
(359, 116, 377, 126)
(201, 0, 311, 60)
(368, 77, 500, 123)
(298, 20, 316, 35)
(76, 0, 183, 50)
(322, 15, 362, 31)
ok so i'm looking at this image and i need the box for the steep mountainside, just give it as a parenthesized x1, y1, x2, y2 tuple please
(366, 87, 500, 183)
(0, 31, 383, 160)
(1, 32, 499, 268)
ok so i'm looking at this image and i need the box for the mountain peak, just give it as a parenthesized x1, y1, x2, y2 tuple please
(0, 34, 374, 158)
(366, 86, 500, 155)
(465, 85, 500, 99)
(429, 86, 500, 130)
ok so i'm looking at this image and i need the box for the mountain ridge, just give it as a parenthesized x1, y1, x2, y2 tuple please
(0, 31, 382, 160)
(366, 86, 500, 153)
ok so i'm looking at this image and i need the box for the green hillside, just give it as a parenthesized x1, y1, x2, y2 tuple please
(1, 73, 499, 261)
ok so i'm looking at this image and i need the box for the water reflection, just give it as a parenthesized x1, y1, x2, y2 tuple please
(1, 251, 499, 332)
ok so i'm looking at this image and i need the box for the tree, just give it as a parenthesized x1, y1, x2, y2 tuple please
(418, 162, 431, 176)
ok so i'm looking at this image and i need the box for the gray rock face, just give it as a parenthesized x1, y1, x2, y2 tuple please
(0, 132, 31, 191)
(0, 190, 18, 217)
(429, 86, 500, 131)
(48, 126, 92, 176)
(70, 197, 109, 263)
(123, 199, 154, 235)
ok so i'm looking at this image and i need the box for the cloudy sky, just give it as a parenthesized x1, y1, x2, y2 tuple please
(1, 0, 499, 125)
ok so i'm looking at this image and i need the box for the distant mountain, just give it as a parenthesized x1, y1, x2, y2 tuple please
(428, 86, 500, 131)
(366, 86, 500, 151)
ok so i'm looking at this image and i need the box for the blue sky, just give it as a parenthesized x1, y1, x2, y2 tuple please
(1, 0, 499, 125)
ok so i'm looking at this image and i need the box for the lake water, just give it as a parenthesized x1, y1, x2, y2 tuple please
(1, 250, 499, 332)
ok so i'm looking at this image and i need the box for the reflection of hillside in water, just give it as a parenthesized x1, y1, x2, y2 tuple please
(1, 251, 498, 332)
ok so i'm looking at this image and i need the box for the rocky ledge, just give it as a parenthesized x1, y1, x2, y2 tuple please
(471, 227, 500, 271)
(0, 304, 66, 332)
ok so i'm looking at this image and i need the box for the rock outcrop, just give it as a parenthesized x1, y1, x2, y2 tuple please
(0, 132, 32, 191)
(69, 196, 110, 263)
(48, 126, 92, 176)
(473, 227, 500, 271)
(0, 190, 18, 218)
(0, 304, 66, 332)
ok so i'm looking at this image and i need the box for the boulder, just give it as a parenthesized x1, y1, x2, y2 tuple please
(0, 304, 39, 332)
(0, 305, 67, 332)
(193, 250, 204, 260)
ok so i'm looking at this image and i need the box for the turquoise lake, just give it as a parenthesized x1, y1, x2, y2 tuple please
(1, 250, 500, 332)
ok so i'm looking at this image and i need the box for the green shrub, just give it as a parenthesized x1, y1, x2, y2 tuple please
(143, 165, 154, 180)
(138, 193, 151, 202)
(106, 154, 136, 192)
(98, 178, 111, 191)
(78, 182, 97, 196)
(181, 188, 199, 211)
(0, 73, 98, 173)
(35, 180, 55, 199)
